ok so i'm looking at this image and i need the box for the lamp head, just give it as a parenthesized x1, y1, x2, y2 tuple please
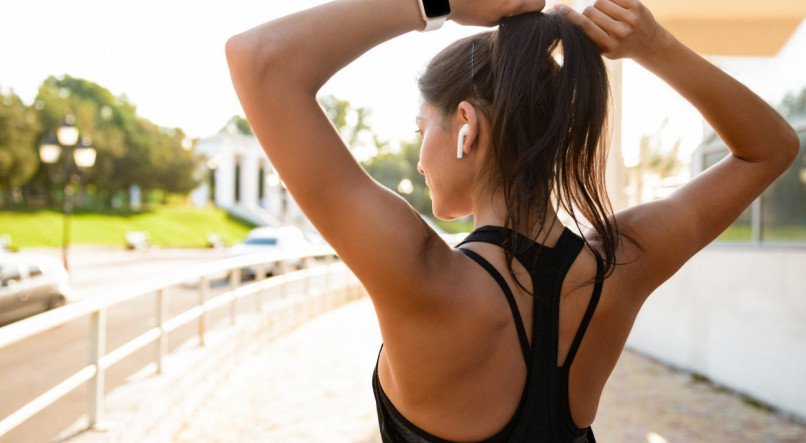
(57, 114, 80, 146)
(39, 134, 61, 164)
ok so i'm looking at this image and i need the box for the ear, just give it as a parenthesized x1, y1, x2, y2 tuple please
(456, 101, 480, 157)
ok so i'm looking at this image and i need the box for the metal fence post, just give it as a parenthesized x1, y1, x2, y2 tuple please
(198, 276, 210, 347)
(343, 260, 351, 302)
(88, 307, 107, 428)
(230, 268, 241, 325)
(155, 288, 168, 374)
(325, 256, 335, 311)
(256, 265, 267, 314)
(279, 261, 290, 300)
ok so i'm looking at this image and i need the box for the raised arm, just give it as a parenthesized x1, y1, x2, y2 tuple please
(556, 0, 800, 300)
(223, 0, 545, 319)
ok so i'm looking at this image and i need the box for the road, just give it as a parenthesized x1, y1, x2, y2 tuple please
(0, 245, 314, 443)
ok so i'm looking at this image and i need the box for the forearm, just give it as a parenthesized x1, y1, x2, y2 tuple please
(634, 33, 799, 164)
(226, 0, 425, 94)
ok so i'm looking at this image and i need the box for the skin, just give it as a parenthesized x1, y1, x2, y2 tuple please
(226, 0, 799, 439)
(414, 97, 560, 237)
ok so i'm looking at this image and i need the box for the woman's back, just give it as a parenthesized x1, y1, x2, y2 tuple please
(373, 221, 639, 442)
(225, 0, 800, 441)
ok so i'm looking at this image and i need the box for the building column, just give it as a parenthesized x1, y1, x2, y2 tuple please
(604, 58, 628, 212)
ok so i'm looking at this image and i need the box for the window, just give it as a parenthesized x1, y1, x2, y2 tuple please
(760, 131, 806, 242)
(258, 167, 265, 201)
(234, 160, 242, 203)
(699, 121, 806, 245)
(209, 169, 216, 203)
(245, 237, 278, 246)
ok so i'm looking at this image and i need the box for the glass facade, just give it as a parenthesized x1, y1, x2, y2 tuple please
(700, 124, 806, 245)
(761, 131, 806, 242)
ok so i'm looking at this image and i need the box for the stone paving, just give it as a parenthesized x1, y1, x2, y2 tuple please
(167, 296, 806, 442)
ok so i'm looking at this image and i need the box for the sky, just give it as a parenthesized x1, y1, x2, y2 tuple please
(1, 0, 804, 168)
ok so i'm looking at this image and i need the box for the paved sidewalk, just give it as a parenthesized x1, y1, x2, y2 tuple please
(170, 296, 383, 442)
(166, 297, 805, 442)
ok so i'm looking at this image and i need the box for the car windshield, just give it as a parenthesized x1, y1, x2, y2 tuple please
(244, 237, 278, 246)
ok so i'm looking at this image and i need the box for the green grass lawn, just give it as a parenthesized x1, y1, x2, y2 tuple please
(714, 224, 806, 243)
(0, 205, 256, 249)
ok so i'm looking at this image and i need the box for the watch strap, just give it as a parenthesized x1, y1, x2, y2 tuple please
(421, 15, 448, 32)
(416, 0, 450, 32)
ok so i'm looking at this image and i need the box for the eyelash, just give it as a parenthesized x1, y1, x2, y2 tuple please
(414, 129, 423, 136)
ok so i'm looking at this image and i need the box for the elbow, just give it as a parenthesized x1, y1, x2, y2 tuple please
(225, 34, 256, 70)
(775, 125, 801, 169)
(225, 33, 283, 76)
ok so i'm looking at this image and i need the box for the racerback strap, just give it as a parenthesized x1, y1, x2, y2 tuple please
(457, 247, 532, 366)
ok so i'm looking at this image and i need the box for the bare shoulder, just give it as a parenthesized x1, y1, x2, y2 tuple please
(580, 201, 683, 313)
(374, 242, 505, 354)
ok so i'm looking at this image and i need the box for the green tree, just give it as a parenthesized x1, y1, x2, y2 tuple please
(0, 88, 40, 208)
(26, 75, 203, 209)
(30, 75, 133, 207)
(221, 115, 253, 135)
(150, 126, 203, 197)
(362, 137, 432, 215)
(778, 86, 806, 118)
(223, 95, 439, 217)
(317, 94, 377, 158)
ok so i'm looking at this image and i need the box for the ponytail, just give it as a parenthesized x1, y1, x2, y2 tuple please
(418, 11, 631, 296)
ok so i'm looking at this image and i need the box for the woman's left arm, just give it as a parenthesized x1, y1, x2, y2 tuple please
(224, 0, 543, 318)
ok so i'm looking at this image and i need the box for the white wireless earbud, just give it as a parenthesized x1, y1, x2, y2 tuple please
(457, 124, 470, 159)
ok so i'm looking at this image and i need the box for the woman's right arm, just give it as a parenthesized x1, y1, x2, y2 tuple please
(556, 0, 800, 302)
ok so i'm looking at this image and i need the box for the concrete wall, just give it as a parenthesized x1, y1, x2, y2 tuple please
(626, 245, 806, 420)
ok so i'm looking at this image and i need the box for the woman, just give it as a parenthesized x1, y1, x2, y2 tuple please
(225, 0, 799, 441)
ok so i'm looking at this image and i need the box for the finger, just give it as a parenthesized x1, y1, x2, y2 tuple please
(555, 6, 615, 51)
(609, 0, 639, 12)
(584, 3, 630, 39)
(592, 0, 636, 26)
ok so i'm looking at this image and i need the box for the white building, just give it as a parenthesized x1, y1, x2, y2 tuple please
(190, 124, 312, 232)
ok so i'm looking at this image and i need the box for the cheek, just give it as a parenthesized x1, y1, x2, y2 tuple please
(419, 142, 437, 179)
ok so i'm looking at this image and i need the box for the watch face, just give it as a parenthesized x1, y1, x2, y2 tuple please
(423, 0, 450, 18)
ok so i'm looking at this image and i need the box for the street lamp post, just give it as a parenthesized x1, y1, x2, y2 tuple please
(39, 114, 96, 272)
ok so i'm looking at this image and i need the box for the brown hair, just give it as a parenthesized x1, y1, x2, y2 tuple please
(417, 11, 635, 295)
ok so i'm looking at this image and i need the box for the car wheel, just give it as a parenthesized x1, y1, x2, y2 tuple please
(48, 294, 67, 310)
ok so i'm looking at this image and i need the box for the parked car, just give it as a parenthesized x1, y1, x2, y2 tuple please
(227, 226, 316, 278)
(0, 253, 73, 327)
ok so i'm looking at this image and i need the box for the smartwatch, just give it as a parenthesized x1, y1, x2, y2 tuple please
(416, 0, 451, 32)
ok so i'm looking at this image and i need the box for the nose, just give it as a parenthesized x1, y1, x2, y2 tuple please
(417, 162, 424, 176)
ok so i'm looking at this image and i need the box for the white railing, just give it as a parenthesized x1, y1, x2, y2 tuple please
(0, 247, 355, 438)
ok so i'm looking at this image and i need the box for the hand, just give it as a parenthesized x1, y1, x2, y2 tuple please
(552, 0, 673, 61)
(448, 0, 547, 27)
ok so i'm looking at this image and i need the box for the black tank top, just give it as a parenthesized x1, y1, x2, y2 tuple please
(372, 224, 603, 442)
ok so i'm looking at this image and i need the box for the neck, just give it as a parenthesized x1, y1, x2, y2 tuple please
(472, 189, 562, 242)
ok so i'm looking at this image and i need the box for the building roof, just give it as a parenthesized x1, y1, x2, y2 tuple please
(643, 0, 806, 56)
